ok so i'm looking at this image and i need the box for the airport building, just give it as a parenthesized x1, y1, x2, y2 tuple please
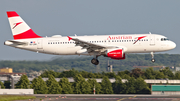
(0, 67, 26, 89)
(175, 67, 180, 71)
(0, 89, 34, 94)
(152, 85, 180, 95)
(0, 67, 13, 73)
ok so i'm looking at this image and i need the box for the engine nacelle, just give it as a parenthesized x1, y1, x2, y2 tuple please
(105, 49, 125, 60)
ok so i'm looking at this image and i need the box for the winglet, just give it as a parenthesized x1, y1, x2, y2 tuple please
(67, 36, 72, 41)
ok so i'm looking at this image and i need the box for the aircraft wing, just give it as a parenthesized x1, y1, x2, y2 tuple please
(67, 36, 116, 52)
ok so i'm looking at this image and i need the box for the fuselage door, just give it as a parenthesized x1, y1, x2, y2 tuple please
(150, 35, 155, 46)
(37, 39, 43, 49)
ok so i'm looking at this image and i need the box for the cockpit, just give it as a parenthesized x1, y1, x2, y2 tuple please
(159, 36, 176, 51)
(161, 38, 169, 41)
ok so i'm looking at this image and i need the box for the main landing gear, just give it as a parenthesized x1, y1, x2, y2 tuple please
(91, 52, 156, 65)
(151, 52, 155, 63)
(91, 56, 99, 65)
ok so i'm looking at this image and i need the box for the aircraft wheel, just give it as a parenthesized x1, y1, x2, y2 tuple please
(91, 58, 99, 65)
(151, 58, 155, 63)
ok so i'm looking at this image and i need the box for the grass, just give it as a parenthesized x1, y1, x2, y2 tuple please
(0, 95, 36, 101)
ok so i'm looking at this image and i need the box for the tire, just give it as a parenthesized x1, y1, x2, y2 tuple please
(91, 58, 99, 65)
(151, 59, 155, 63)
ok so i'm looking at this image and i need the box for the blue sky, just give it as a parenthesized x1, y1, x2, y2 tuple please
(0, 0, 179, 60)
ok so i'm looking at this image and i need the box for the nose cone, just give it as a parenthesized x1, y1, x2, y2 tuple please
(169, 41, 176, 49)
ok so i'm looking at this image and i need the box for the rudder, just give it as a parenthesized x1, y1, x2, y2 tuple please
(7, 11, 42, 40)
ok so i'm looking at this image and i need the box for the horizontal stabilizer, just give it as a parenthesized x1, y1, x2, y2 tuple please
(4, 40, 27, 45)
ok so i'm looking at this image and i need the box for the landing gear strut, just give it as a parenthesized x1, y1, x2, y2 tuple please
(151, 52, 155, 63)
(91, 55, 99, 65)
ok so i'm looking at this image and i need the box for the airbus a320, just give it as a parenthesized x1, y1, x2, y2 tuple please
(4, 11, 176, 65)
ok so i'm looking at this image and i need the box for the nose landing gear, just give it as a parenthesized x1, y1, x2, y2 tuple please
(151, 52, 155, 63)
(151, 58, 155, 63)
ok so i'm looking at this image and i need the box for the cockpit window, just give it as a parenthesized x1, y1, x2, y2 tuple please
(161, 38, 169, 41)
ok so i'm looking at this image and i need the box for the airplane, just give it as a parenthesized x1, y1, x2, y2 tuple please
(4, 11, 176, 65)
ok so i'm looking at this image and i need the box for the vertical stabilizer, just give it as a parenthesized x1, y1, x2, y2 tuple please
(7, 11, 41, 40)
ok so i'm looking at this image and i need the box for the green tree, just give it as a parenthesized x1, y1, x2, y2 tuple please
(131, 68, 144, 78)
(73, 74, 91, 94)
(122, 74, 131, 79)
(155, 71, 165, 79)
(104, 72, 116, 78)
(15, 75, 30, 89)
(31, 78, 39, 94)
(0, 81, 5, 89)
(81, 81, 92, 94)
(87, 78, 102, 94)
(94, 72, 103, 78)
(31, 76, 48, 94)
(144, 68, 156, 79)
(113, 76, 124, 94)
(38, 76, 48, 93)
(59, 77, 73, 94)
(134, 77, 150, 94)
(80, 71, 89, 78)
(117, 71, 125, 77)
(124, 70, 130, 75)
(59, 68, 79, 78)
(160, 67, 174, 79)
(41, 70, 59, 78)
(46, 74, 62, 94)
(122, 77, 136, 94)
(4, 81, 10, 89)
(88, 72, 96, 78)
(101, 76, 113, 94)
(174, 72, 180, 79)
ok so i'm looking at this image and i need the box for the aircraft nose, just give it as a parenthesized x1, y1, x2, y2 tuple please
(169, 41, 176, 49)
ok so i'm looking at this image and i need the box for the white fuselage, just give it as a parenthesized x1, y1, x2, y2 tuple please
(5, 11, 177, 65)
(5, 34, 176, 56)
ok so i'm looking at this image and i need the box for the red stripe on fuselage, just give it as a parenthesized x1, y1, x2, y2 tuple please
(7, 11, 19, 18)
(13, 29, 42, 40)
(133, 36, 146, 44)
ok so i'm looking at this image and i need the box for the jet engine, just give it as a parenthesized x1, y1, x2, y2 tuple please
(105, 49, 125, 60)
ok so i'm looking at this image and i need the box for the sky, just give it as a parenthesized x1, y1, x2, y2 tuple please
(0, 0, 180, 60)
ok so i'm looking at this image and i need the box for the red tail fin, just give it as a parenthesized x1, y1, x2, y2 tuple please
(7, 11, 42, 39)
